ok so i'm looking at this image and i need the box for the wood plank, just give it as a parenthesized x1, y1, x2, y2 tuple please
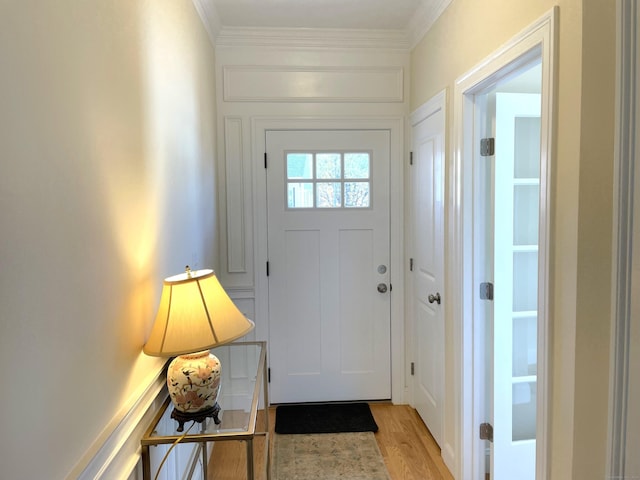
(207, 409, 272, 480)
(370, 404, 454, 480)
(208, 404, 454, 480)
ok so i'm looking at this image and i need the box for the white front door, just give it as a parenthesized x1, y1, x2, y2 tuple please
(411, 94, 445, 447)
(266, 129, 391, 404)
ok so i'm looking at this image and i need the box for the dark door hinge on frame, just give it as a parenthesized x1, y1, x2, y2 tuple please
(264, 152, 268, 168)
(480, 138, 495, 156)
(479, 422, 493, 442)
(410, 151, 414, 165)
(411, 362, 415, 375)
(480, 282, 494, 300)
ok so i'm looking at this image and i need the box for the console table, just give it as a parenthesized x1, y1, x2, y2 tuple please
(141, 341, 269, 480)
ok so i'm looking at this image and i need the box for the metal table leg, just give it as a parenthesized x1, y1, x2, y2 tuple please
(246, 439, 254, 480)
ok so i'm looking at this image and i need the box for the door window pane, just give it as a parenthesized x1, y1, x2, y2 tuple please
(345, 153, 370, 179)
(317, 182, 341, 208)
(514, 185, 540, 246)
(512, 381, 537, 441)
(345, 182, 370, 208)
(287, 182, 314, 208)
(514, 117, 541, 179)
(513, 251, 538, 312)
(316, 153, 341, 179)
(287, 154, 313, 179)
(513, 316, 537, 376)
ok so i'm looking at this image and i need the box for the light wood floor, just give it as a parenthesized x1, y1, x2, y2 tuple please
(208, 403, 454, 480)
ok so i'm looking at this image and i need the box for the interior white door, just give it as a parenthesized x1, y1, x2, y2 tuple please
(411, 101, 445, 447)
(266, 129, 391, 404)
(492, 92, 541, 479)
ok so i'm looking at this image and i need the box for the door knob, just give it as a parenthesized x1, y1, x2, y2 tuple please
(377, 283, 388, 293)
(428, 292, 441, 305)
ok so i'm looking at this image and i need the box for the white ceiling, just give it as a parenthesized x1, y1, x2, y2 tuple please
(211, 0, 426, 30)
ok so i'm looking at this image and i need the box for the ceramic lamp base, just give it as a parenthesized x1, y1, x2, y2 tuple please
(171, 402, 221, 432)
(167, 350, 222, 425)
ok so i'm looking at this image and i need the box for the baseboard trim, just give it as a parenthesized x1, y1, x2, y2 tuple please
(442, 443, 456, 478)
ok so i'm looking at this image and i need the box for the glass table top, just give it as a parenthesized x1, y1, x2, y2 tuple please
(142, 341, 266, 444)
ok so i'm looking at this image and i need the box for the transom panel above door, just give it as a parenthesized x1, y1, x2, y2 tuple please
(266, 129, 391, 404)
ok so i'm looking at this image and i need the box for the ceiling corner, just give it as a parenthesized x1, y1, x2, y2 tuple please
(192, 0, 222, 46)
(407, 0, 452, 50)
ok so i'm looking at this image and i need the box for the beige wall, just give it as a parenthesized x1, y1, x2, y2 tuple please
(411, 0, 615, 478)
(0, 1, 217, 478)
(573, 1, 616, 478)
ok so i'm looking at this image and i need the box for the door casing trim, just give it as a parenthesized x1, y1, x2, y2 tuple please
(251, 116, 405, 404)
(451, 8, 557, 480)
(607, 0, 640, 475)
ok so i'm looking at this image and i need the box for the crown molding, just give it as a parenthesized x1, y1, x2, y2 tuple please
(215, 26, 411, 50)
(192, 0, 221, 47)
(193, 0, 451, 51)
(407, 0, 453, 49)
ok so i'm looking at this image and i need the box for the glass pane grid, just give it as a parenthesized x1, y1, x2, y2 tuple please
(286, 151, 371, 210)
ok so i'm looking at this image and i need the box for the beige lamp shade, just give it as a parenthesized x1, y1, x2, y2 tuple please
(143, 268, 255, 357)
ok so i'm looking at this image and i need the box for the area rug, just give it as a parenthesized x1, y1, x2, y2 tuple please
(272, 431, 391, 480)
(275, 403, 378, 434)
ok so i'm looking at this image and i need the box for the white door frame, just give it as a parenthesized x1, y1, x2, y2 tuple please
(251, 116, 406, 404)
(451, 9, 556, 479)
(608, 0, 640, 476)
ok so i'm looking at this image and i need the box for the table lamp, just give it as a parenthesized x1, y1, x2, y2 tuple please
(143, 266, 255, 431)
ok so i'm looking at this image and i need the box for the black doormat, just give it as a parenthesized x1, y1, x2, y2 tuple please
(275, 402, 379, 434)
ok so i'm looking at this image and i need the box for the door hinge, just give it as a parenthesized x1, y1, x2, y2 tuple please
(411, 362, 415, 376)
(410, 258, 414, 271)
(268, 367, 271, 383)
(480, 138, 495, 156)
(480, 282, 494, 300)
(266, 261, 270, 277)
(479, 422, 494, 442)
(264, 152, 268, 169)
(410, 151, 414, 165)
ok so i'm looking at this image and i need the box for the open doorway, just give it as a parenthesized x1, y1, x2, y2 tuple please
(452, 9, 556, 480)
